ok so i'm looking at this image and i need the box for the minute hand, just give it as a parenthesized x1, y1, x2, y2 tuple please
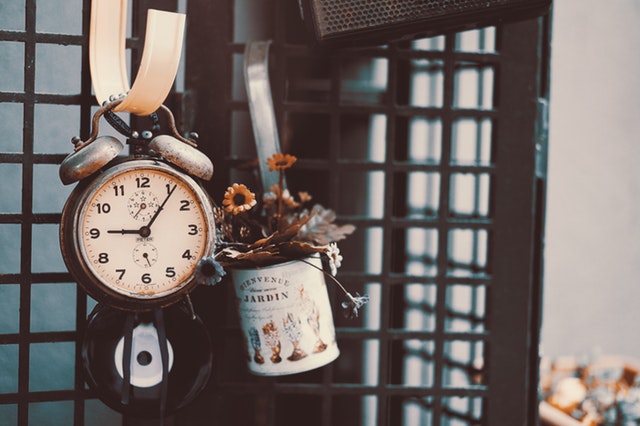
(146, 184, 177, 229)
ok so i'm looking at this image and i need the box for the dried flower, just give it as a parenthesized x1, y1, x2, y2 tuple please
(194, 256, 226, 286)
(341, 292, 370, 319)
(263, 185, 298, 211)
(298, 191, 312, 203)
(267, 153, 297, 172)
(222, 183, 257, 215)
(282, 192, 300, 209)
(262, 186, 278, 210)
(326, 242, 343, 276)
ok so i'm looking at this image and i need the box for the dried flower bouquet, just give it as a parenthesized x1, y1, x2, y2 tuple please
(197, 153, 368, 318)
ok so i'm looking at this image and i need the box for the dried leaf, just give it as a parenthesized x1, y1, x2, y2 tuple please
(325, 223, 356, 243)
(248, 214, 312, 249)
(277, 241, 325, 258)
(297, 205, 356, 245)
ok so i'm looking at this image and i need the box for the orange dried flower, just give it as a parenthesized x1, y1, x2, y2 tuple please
(267, 153, 297, 172)
(298, 191, 312, 203)
(222, 183, 257, 215)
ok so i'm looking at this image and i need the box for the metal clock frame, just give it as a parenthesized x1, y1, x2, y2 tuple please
(59, 157, 217, 311)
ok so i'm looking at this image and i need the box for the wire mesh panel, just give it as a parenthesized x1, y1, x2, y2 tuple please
(184, 1, 550, 426)
(0, 0, 549, 425)
(0, 0, 181, 424)
(0, 1, 90, 424)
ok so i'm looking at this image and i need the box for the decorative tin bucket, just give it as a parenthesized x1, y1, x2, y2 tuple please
(231, 255, 339, 376)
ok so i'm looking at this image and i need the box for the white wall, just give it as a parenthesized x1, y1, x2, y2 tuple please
(542, 0, 640, 358)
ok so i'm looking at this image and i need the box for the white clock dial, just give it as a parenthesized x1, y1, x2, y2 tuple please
(76, 162, 211, 300)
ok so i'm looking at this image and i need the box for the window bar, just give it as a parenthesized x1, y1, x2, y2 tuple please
(18, 0, 37, 424)
(487, 18, 547, 425)
(430, 32, 458, 426)
(403, 33, 447, 426)
(73, 1, 96, 423)
(361, 56, 388, 426)
(466, 30, 491, 422)
(370, 41, 403, 426)
(322, 43, 341, 426)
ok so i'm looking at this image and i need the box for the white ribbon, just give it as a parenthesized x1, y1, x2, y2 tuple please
(89, 0, 185, 116)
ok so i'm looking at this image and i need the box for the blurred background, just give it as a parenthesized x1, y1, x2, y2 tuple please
(542, 0, 640, 359)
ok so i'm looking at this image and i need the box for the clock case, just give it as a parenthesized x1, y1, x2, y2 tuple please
(59, 101, 216, 311)
(60, 155, 217, 311)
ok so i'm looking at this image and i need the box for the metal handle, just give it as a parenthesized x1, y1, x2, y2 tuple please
(244, 40, 284, 192)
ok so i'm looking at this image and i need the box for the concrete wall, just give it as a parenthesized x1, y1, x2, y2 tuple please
(542, 0, 640, 358)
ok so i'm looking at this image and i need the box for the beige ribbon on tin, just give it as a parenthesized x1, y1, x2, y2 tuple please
(89, 0, 185, 116)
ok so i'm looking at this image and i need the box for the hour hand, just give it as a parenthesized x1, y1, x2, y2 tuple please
(107, 229, 141, 235)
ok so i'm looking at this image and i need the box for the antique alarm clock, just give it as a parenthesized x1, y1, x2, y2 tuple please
(59, 100, 216, 311)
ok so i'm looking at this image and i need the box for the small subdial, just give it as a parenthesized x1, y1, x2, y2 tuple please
(133, 242, 158, 268)
(127, 190, 159, 222)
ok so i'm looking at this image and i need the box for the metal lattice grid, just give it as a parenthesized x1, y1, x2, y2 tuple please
(0, 0, 183, 424)
(185, 1, 549, 425)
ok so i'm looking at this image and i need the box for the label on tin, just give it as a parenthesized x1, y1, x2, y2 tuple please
(231, 256, 339, 376)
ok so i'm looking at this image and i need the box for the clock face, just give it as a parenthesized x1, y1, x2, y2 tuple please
(74, 161, 213, 301)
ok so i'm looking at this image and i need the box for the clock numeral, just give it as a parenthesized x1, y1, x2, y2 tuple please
(89, 228, 100, 239)
(141, 273, 152, 284)
(182, 249, 193, 260)
(136, 177, 150, 188)
(116, 269, 126, 280)
(113, 184, 125, 196)
(165, 267, 176, 278)
(179, 200, 191, 211)
(98, 253, 109, 264)
(96, 203, 111, 214)
(188, 224, 198, 235)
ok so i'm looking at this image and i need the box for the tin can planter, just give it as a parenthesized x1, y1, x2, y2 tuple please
(231, 255, 339, 376)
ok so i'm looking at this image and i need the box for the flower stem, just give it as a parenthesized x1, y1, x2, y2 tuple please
(298, 258, 350, 297)
(276, 170, 285, 232)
